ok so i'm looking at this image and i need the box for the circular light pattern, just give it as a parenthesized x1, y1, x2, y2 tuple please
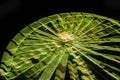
(0, 12, 120, 80)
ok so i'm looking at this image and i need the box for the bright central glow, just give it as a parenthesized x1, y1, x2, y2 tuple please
(59, 32, 74, 42)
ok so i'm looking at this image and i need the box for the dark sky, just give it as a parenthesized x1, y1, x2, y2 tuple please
(0, 0, 120, 57)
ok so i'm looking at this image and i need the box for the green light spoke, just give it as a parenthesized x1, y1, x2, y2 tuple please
(87, 56, 120, 80)
(39, 48, 66, 80)
(82, 44, 120, 52)
(78, 20, 106, 38)
(25, 53, 57, 79)
(79, 37, 120, 44)
(28, 33, 58, 42)
(72, 14, 85, 34)
(54, 53, 68, 80)
(73, 43, 120, 64)
(56, 14, 67, 31)
(38, 22, 58, 36)
(72, 46, 120, 80)
(90, 56, 120, 73)
(49, 20, 61, 33)
(79, 26, 108, 40)
(32, 28, 59, 41)
(76, 17, 94, 36)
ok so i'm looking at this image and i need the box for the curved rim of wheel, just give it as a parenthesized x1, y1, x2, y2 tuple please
(0, 12, 120, 80)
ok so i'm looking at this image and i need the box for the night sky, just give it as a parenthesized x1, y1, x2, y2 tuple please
(0, 0, 120, 59)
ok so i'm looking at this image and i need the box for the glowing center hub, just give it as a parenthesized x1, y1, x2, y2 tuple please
(59, 32, 74, 42)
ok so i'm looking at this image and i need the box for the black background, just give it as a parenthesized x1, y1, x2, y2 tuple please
(0, 0, 120, 59)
